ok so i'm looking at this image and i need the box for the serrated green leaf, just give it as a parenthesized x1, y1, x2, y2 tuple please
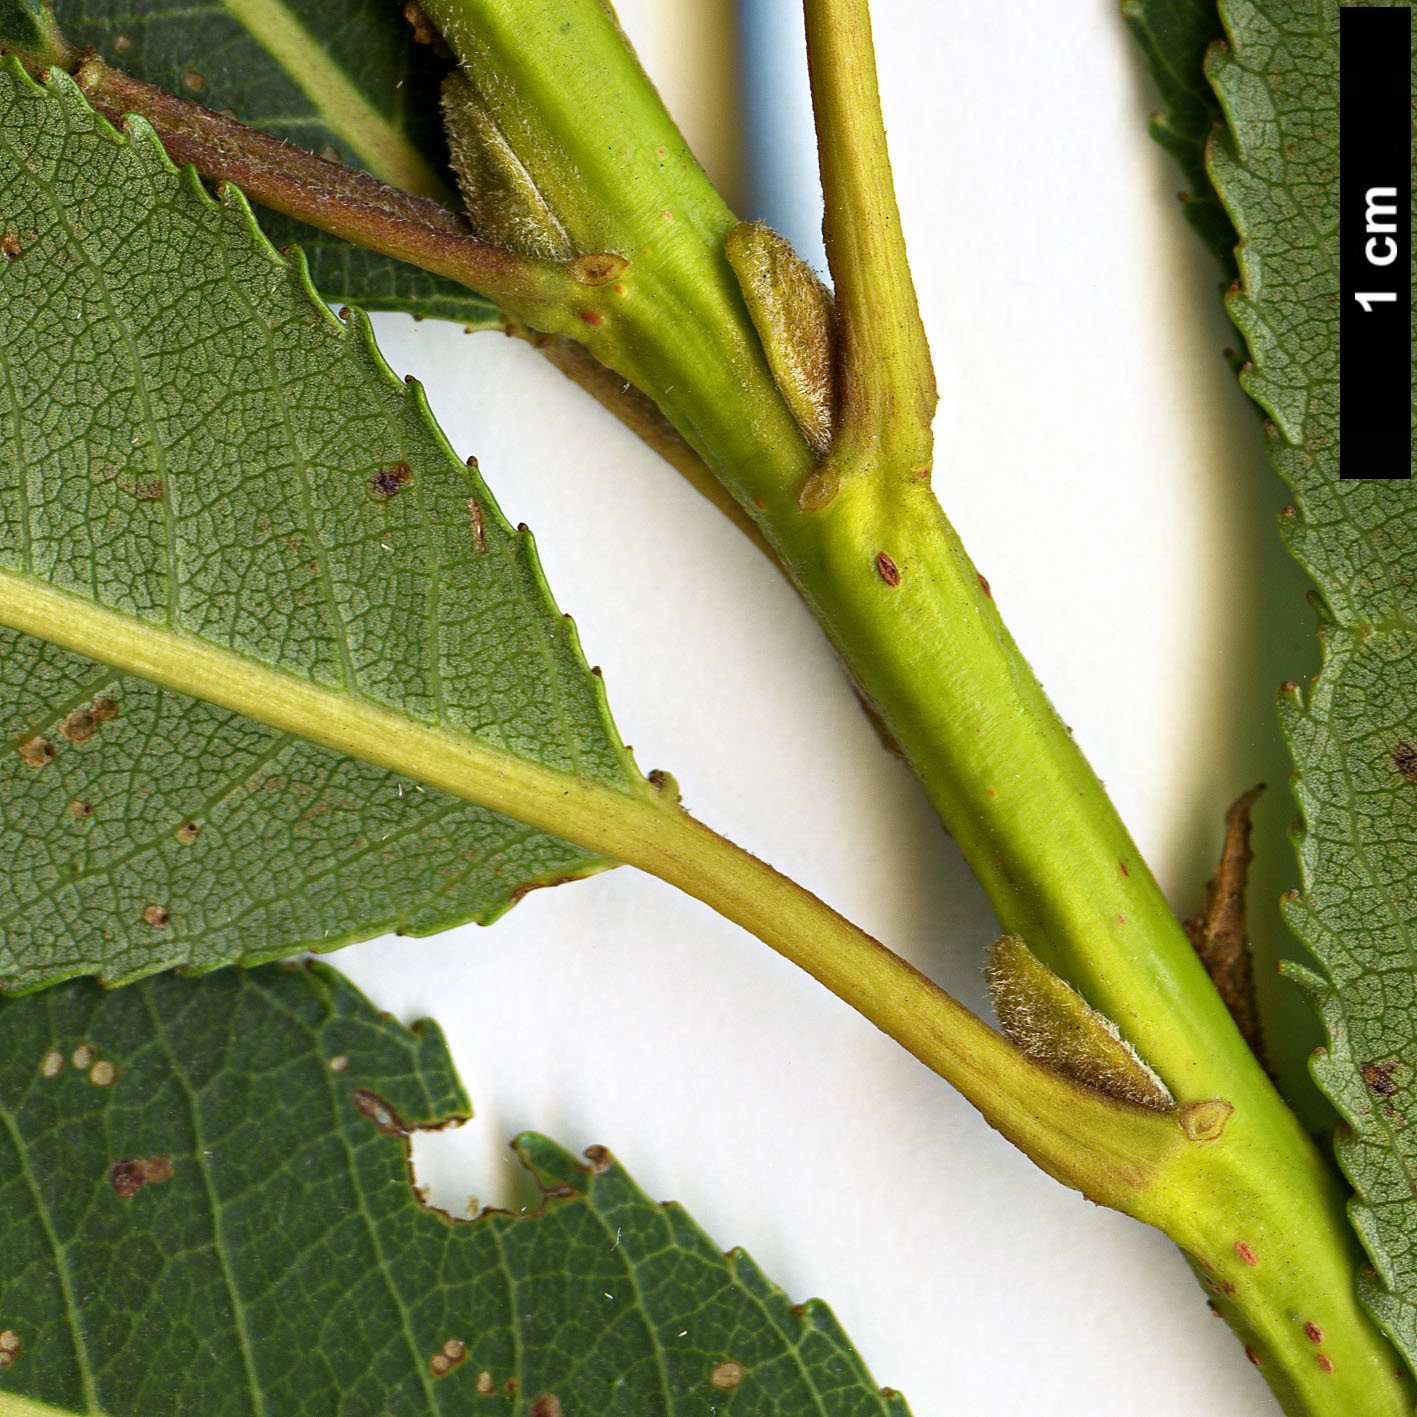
(0, 60, 656, 993)
(1197, 0, 1417, 1371)
(46, 0, 498, 325)
(0, 960, 911, 1416)
(1120, 0, 1239, 275)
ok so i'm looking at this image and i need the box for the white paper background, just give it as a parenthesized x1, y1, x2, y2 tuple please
(328, 3, 1326, 1413)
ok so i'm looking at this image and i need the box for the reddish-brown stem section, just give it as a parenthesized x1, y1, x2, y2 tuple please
(65, 57, 578, 310)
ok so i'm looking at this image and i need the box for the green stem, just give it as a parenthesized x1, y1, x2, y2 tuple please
(28, 6, 1408, 1406)
(5, 567, 1404, 1414)
(802, 0, 935, 467)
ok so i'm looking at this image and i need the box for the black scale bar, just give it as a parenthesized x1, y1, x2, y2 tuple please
(1339, 5, 1412, 479)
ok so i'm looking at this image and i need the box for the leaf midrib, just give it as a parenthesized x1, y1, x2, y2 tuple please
(0, 570, 661, 863)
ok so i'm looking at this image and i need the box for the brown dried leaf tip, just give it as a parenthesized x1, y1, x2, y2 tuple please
(403, 1, 454, 56)
(110, 1156, 174, 1199)
(1183, 785, 1266, 1066)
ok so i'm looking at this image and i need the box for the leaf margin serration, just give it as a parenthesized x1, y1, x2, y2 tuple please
(0, 57, 649, 993)
(1193, 0, 1417, 1370)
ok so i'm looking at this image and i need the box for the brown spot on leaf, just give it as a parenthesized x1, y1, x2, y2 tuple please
(71, 800, 93, 820)
(710, 1361, 745, 1391)
(72, 1044, 95, 1070)
(1392, 742, 1417, 784)
(60, 696, 117, 743)
(2, 233, 20, 260)
(329, 1055, 349, 1073)
(475, 1371, 495, 1394)
(175, 821, 200, 843)
(1304, 1322, 1324, 1344)
(976, 571, 991, 598)
(40, 1050, 63, 1077)
(89, 1060, 118, 1087)
(1235, 1241, 1258, 1267)
(504, 1379, 518, 1396)
(527, 1396, 562, 1417)
(875, 552, 901, 587)
(18, 737, 54, 768)
(352, 1087, 406, 1136)
(180, 69, 204, 91)
(570, 252, 629, 286)
(143, 904, 170, 928)
(110, 1156, 174, 1199)
(468, 498, 486, 552)
(0, 1332, 19, 1354)
(1317, 1354, 1334, 1374)
(578, 309, 604, 326)
(430, 1341, 466, 1378)
(1246, 1347, 1262, 1367)
(371, 462, 412, 500)
(132, 479, 164, 501)
(584, 1145, 612, 1174)
(1362, 1061, 1400, 1097)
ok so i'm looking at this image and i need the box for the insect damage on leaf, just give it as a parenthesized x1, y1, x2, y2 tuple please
(0, 964, 911, 1416)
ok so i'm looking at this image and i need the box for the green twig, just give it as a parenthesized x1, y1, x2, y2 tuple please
(802, 0, 936, 469)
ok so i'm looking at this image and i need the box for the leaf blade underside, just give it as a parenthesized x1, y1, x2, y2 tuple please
(47, 0, 499, 324)
(0, 961, 912, 1416)
(0, 61, 648, 993)
(1120, 0, 1239, 277)
(1200, 0, 1417, 1370)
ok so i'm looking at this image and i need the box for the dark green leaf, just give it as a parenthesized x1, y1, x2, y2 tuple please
(1121, 0, 1238, 275)
(1199, 0, 1417, 1370)
(0, 61, 653, 993)
(49, 0, 498, 324)
(0, 961, 911, 1415)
